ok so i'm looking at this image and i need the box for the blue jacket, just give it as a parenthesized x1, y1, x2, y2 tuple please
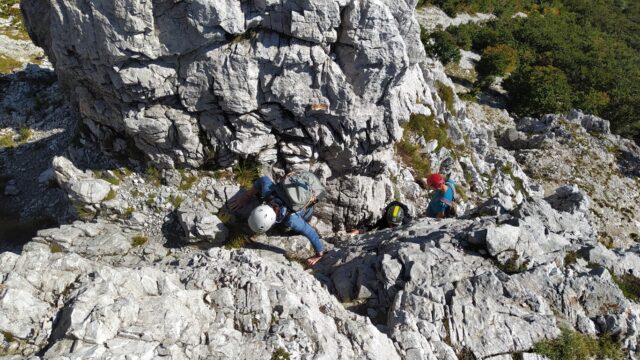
(254, 176, 324, 253)
(426, 179, 455, 218)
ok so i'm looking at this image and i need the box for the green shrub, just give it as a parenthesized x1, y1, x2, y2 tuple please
(131, 235, 148, 247)
(497, 252, 528, 274)
(503, 66, 572, 118)
(123, 207, 134, 218)
(270, 348, 291, 360)
(564, 251, 577, 266)
(74, 205, 96, 221)
(533, 327, 624, 360)
(476, 44, 518, 78)
(422, 28, 461, 66)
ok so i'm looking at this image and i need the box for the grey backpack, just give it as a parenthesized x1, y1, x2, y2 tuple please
(277, 171, 325, 212)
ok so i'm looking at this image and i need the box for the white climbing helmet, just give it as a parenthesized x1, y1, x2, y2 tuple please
(248, 204, 276, 233)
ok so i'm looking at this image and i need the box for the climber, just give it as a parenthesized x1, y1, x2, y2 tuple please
(420, 173, 456, 218)
(347, 201, 412, 235)
(229, 172, 325, 266)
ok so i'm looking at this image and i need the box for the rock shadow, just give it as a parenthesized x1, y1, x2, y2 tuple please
(0, 65, 77, 249)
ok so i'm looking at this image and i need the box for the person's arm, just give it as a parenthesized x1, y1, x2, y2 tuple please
(229, 176, 274, 210)
(286, 213, 324, 254)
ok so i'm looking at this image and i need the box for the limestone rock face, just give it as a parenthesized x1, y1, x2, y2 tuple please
(0, 242, 400, 359)
(315, 192, 640, 359)
(176, 199, 228, 244)
(52, 156, 112, 204)
(21, 0, 426, 173)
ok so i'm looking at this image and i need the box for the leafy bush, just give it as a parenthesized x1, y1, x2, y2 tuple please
(443, 2, 640, 139)
(422, 27, 461, 65)
(476, 44, 518, 78)
(503, 65, 572, 118)
(270, 348, 291, 360)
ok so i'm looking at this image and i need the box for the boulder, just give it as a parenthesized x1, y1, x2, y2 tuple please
(52, 156, 112, 204)
(176, 199, 228, 244)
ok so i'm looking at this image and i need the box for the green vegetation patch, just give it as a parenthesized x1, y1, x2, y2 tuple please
(18, 127, 32, 143)
(440, 1, 640, 139)
(145, 166, 162, 187)
(1, 330, 15, 343)
(611, 272, 640, 302)
(270, 348, 291, 360)
(421, 26, 461, 66)
(497, 251, 528, 274)
(533, 327, 625, 360)
(74, 205, 96, 221)
(103, 189, 117, 201)
(178, 171, 198, 191)
(224, 226, 252, 250)
(49, 243, 63, 253)
(0, 0, 29, 40)
(0, 134, 16, 148)
(564, 251, 577, 266)
(233, 159, 261, 189)
(435, 81, 456, 115)
(131, 234, 148, 247)
(501, 163, 529, 199)
(169, 194, 184, 208)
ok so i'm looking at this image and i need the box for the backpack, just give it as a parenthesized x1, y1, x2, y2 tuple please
(439, 180, 458, 217)
(277, 171, 325, 212)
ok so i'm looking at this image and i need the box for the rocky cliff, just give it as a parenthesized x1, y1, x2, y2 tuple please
(1, 1, 640, 359)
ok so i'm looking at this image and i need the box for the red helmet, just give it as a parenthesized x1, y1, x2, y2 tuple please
(427, 173, 445, 188)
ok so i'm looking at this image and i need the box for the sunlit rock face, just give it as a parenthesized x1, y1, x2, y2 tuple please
(21, 0, 428, 172)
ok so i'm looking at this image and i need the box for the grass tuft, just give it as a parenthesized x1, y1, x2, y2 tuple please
(0, 134, 16, 148)
(564, 251, 578, 266)
(436, 80, 456, 115)
(533, 327, 625, 360)
(233, 159, 261, 189)
(224, 225, 252, 250)
(131, 234, 148, 247)
(103, 189, 117, 201)
(18, 127, 32, 143)
(611, 272, 640, 302)
(49, 243, 63, 253)
(178, 171, 198, 191)
(169, 194, 184, 208)
(145, 166, 161, 187)
(270, 348, 291, 360)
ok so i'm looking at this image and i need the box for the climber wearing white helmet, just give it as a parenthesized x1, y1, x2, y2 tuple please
(230, 174, 325, 266)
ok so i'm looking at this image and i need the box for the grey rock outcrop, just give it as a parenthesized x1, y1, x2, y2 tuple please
(52, 156, 112, 204)
(0, 242, 400, 359)
(315, 191, 640, 359)
(176, 199, 228, 244)
(21, 0, 426, 173)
